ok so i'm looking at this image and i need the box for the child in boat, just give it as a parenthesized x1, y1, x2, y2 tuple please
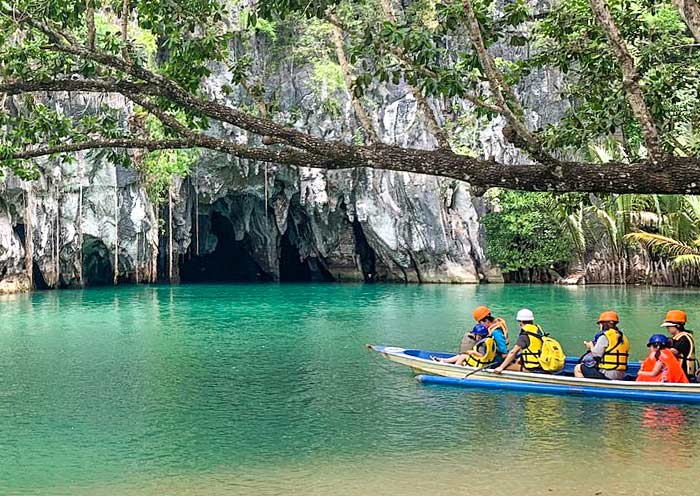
(434, 324, 494, 365)
(469, 305, 509, 360)
(636, 334, 689, 384)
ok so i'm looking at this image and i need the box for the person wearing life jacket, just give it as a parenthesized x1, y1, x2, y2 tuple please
(636, 334, 689, 383)
(493, 309, 548, 374)
(661, 310, 697, 381)
(574, 310, 629, 380)
(470, 305, 509, 362)
(435, 324, 496, 366)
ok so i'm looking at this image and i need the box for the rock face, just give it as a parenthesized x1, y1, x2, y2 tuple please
(1, 9, 578, 291)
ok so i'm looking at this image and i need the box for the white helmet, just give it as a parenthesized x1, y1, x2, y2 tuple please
(516, 308, 535, 322)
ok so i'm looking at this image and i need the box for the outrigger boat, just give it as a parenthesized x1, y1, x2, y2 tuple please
(368, 345, 700, 404)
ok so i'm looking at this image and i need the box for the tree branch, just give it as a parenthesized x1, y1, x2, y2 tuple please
(86, 0, 95, 50)
(462, 0, 556, 166)
(121, 0, 130, 61)
(373, 5, 450, 149)
(673, 0, 700, 43)
(327, 12, 379, 144)
(0, 78, 161, 97)
(588, 0, 665, 163)
(4, 139, 700, 195)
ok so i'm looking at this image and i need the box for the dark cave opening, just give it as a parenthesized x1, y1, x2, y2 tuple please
(279, 224, 334, 283)
(180, 212, 272, 282)
(13, 222, 47, 290)
(82, 235, 114, 286)
(33, 262, 49, 290)
(13, 223, 26, 245)
(352, 220, 377, 282)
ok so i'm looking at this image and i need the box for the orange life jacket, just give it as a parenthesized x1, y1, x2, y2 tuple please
(636, 349, 689, 384)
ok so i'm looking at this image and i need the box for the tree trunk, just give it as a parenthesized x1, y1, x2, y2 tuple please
(588, 0, 664, 163)
(673, 0, 700, 42)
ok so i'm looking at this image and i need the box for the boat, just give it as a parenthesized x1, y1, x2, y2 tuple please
(368, 345, 700, 404)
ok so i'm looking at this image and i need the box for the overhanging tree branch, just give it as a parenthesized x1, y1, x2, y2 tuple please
(588, 0, 665, 164)
(0, 79, 161, 96)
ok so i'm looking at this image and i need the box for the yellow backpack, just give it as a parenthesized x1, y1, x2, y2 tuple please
(538, 335, 566, 372)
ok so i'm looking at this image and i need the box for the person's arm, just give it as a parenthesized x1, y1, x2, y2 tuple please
(494, 344, 522, 373)
(637, 360, 664, 377)
(492, 330, 508, 355)
(589, 336, 608, 358)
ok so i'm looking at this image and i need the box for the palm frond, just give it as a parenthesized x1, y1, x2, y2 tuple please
(625, 232, 700, 258)
(671, 254, 700, 269)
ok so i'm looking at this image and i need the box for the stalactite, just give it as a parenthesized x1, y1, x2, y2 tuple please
(135, 230, 141, 284)
(55, 183, 60, 288)
(264, 164, 269, 226)
(77, 168, 84, 287)
(113, 182, 119, 285)
(195, 169, 200, 256)
(168, 183, 173, 283)
(24, 190, 33, 288)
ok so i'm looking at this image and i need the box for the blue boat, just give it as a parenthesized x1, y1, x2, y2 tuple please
(368, 345, 700, 404)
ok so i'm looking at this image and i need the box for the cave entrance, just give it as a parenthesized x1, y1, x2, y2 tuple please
(82, 235, 114, 286)
(353, 220, 377, 282)
(14, 223, 48, 290)
(279, 227, 333, 283)
(180, 212, 271, 282)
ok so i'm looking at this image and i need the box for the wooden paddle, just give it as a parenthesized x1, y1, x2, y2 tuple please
(463, 362, 497, 379)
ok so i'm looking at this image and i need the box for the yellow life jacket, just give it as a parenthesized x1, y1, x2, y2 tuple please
(487, 317, 509, 347)
(597, 328, 630, 371)
(464, 337, 497, 367)
(672, 331, 697, 377)
(519, 324, 544, 370)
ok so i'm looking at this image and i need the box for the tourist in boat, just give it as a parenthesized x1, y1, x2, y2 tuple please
(573, 311, 629, 380)
(636, 334, 689, 384)
(470, 305, 509, 361)
(662, 310, 697, 381)
(434, 324, 496, 366)
(493, 309, 547, 374)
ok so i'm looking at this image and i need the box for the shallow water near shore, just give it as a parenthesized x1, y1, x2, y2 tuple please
(1, 283, 700, 495)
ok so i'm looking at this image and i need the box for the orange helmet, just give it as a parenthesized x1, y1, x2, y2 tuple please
(663, 310, 687, 325)
(597, 311, 619, 323)
(472, 305, 491, 322)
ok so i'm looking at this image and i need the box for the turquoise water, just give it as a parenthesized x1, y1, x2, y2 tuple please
(1, 283, 700, 495)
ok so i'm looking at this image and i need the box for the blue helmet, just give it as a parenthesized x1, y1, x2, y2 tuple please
(472, 324, 489, 337)
(647, 333, 670, 347)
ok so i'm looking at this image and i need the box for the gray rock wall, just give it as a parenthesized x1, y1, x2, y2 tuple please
(0, 7, 572, 291)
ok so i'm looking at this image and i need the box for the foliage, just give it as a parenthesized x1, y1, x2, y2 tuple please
(625, 196, 700, 268)
(1, 0, 700, 196)
(483, 191, 573, 272)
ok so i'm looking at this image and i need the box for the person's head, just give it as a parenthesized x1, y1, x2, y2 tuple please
(472, 305, 494, 324)
(597, 310, 619, 331)
(516, 308, 534, 327)
(471, 324, 489, 338)
(647, 333, 670, 357)
(661, 309, 687, 336)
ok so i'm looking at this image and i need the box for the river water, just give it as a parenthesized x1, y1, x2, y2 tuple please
(1, 283, 699, 495)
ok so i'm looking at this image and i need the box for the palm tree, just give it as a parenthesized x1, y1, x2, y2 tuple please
(624, 196, 700, 269)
